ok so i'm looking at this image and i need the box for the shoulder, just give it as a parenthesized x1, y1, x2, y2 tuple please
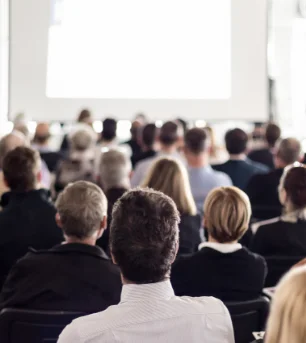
(248, 160, 270, 172)
(213, 170, 232, 185)
(252, 217, 282, 234)
(241, 247, 266, 265)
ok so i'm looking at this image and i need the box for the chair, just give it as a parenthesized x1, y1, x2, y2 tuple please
(0, 308, 84, 343)
(225, 297, 270, 343)
(264, 255, 305, 287)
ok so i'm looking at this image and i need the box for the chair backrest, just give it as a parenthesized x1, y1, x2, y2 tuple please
(225, 297, 270, 343)
(0, 308, 84, 343)
(264, 255, 305, 287)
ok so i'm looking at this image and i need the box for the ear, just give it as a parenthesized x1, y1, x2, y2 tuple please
(3, 176, 9, 189)
(55, 213, 63, 229)
(96, 216, 107, 239)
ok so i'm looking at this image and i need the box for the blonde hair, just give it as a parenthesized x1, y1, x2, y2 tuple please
(204, 187, 251, 243)
(265, 266, 306, 343)
(142, 157, 196, 215)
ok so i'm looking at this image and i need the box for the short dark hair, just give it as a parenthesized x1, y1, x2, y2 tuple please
(77, 109, 92, 123)
(110, 188, 180, 284)
(225, 128, 248, 155)
(185, 128, 208, 154)
(102, 118, 117, 141)
(283, 166, 306, 209)
(3, 146, 40, 192)
(159, 121, 181, 146)
(142, 123, 157, 148)
(266, 123, 281, 147)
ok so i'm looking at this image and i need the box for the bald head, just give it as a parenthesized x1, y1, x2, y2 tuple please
(33, 122, 51, 145)
(275, 138, 303, 168)
(0, 132, 26, 168)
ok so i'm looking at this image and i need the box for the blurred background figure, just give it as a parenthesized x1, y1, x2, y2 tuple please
(99, 118, 118, 149)
(124, 120, 142, 163)
(97, 149, 132, 254)
(142, 157, 201, 255)
(248, 123, 281, 169)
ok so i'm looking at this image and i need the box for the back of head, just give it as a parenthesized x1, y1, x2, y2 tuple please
(184, 128, 209, 155)
(3, 146, 41, 192)
(102, 118, 117, 141)
(130, 120, 142, 140)
(159, 121, 181, 146)
(265, 266, 306, 343)
(69, 128, 96, 152)
(142, 123, 157, 148)
(99, 149, 131, 191)
(265, 123, 281, 147)
(56, 181, 107, 239)
(204, 187, 251, 243)
(110, 188, 180, 283)
(33, 122, 51, 145)
(276, 138, 302, 166)
(225, 128, 248, 155)
(279, 165, 306, 210)
(0, 132, 26, 168)
(142, 157, 196, 215)
(77, 109, 92, 124)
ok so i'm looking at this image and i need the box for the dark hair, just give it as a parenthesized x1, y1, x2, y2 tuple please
(77, 109, 92, 123)
(3, 146, 40, 192)
(283, 166, 306, 209)
(225, 128, 248, 155)
(142, 123, 157, 148)
(176, 118, 188, 133)
(185, 128, 208, 154)
(159, 121, 180, 146)
(110, 188, 180, 284)
(102, 118, 117, 141)
(266, 123, 281, 147)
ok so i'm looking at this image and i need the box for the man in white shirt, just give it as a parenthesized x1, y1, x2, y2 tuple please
(59, 188, 234, 343)
(131, 121, 184, 187)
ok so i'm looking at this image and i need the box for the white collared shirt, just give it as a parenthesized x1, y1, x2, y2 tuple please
(198, 242, 242, 253)
(58, 280, 234, 343)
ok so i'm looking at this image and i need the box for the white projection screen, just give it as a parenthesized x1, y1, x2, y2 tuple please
(9, 0, 268, 121)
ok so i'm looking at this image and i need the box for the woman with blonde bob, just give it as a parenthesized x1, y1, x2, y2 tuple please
(142, 157, 201, 254)
(265, 266, 306, 343)
(171, 186, 267, 301)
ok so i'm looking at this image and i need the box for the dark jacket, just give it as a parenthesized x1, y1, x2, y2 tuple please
(246, 168, 283, 220)
(0, 189, 63, 287)
(0, 243, 122, 313)
(213, 158, 269, 191)
(251, 218, 306, 256)
(132, 150, 157, 168)
(178, 214, 201, 255)
(248, 148, 275, 170)
(171, 246, 267, 301)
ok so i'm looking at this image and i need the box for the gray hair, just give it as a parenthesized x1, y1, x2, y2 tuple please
(277, 138, 302, 165)
(69, 128, 96, 152)
(56, 181, 107, 239)
(99, 149, 131, 190)
(0, 131, 26, 168)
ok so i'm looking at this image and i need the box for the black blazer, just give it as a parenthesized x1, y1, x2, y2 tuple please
(0, 243, 122, 313)
(0, 190, 63, 288)
(248, 148, 275, 170)
(251, 218, 306, 256)
(178, 214, 201, 255)
(171, 246, 267, 302)
(246, 169, 284, 220)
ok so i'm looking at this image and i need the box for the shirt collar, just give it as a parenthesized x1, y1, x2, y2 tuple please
(47, 243, 109, 260)
(198, 242, 242, 253)
(120, 280, 175, 303)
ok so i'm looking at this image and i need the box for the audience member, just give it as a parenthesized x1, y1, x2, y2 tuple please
(171, 187, 266, 301)
(60, 109, 93, 152)
(124, 120, 142, 162)
(0, 181, 121, 313)
(264, 266, 306, 343)
(97, 149, 131, 253)
(0, 147, 63, 287)
(99, 118, 118, 148)
(184, 128, 232, 213)
(131, 121, 184, 186)
(248, 123, 281, 169)
(55, 128, 96, 194)
(142, 158, 201, 254)
(247, 138, 303, 219)
(252, 165, 306, 256)
(132, 123, 157, 166)
(213, 128, 269, 190)
(33, 122, 63, 172)
(59, 188, 234, 343)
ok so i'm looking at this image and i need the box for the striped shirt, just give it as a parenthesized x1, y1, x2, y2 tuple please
(58, 280, 235, 343)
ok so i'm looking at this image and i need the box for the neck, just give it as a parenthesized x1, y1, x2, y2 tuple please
(208, 236, 238, 244)
(121, 274, 170, 285)
(65, 236, 97, 246)
(229, 153, 246, 160)
(160, 144, 177, 154)
(186, 153, 209, 168)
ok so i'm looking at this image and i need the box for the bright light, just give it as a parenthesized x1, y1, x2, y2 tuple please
(155, 120, 163, 128)
(117, 120, 131, 141)
(3, 121, 14, 135)
(50, 122, 62, 135)
(195, 120, 206, 128)
(27, 121, 37, 134)
(93, 120, 102, 133)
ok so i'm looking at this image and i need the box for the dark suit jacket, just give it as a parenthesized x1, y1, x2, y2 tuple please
(251, 219, 306, 256)
(40, 151, 63, 173)
(171, 246, 267, 302)
(246, 169, 283, 220)
(213, 158, 269, 190)
(0, 189, 63, 287)
(178, 214, 201, 255)
(0, 243, 122, 313)
(248, 148, 275, 170)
